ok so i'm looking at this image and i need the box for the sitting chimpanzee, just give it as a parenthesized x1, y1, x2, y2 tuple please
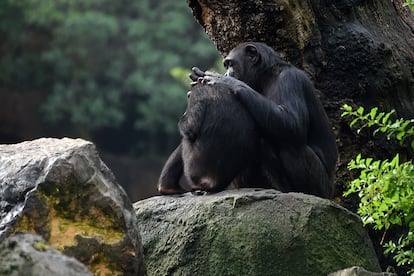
(158, 42, 338, 199)
(178, 83, 262, 192)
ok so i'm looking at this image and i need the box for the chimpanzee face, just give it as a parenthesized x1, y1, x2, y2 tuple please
(223, 43, 260, 88)
(223, 47, 244, 79)
(223, 53, 239, 79)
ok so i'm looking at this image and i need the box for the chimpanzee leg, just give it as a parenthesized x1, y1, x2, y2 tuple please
(158, 144, 187, 194)
(279, 146, 333, 199)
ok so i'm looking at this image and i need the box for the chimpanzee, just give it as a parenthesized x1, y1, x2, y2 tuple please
(158, 42, 337, 199)
(177, 83, 261, 192)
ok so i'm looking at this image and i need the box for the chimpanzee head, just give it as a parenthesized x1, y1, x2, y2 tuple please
(180, 83, 259, 193)
(223, 42, 285, 91)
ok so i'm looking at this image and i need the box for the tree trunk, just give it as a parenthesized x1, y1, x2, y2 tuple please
(187, 0, 414, 197)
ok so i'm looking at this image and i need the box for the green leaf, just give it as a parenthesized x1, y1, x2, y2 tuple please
(369, 107, 378, 120)
(357, 106, 365, 115)
(350, 118, 360, 127)
(341, 104, 352, 116)
(390, 154, 400, 167)
(396, 131, 406, 141)
(401, 120, 411, 130)
(382, 110, 394, 124)
(376, 112, 384, 122)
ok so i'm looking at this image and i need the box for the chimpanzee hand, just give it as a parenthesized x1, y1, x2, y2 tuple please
(189, 67, 205, 82)
(190, 66, 234, 85)
(189, 67, 250, 96)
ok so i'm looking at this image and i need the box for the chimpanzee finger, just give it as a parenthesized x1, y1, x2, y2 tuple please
(187, 91, 191, 98)
(204, 70, 221, 77)
(189, 72, 198, 82)
(190, 81, 198, 87)
(201, 75, 216, 85)
(193, 67, 205, 77)
(189, 67, 205, 81)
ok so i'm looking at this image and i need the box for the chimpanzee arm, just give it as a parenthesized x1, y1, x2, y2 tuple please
(158, 144, 186, 194)
(237, 68, 310, 142)
(201, 68, 310, 143)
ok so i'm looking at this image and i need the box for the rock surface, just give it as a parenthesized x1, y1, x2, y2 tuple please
(0, 233, 92, 276)
(134, 189, 380, 276)
(329, 266, 397, 276)
(0, 138, 146, 275)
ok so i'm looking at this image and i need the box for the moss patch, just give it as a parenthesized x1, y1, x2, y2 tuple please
(13, 179, 127, 275)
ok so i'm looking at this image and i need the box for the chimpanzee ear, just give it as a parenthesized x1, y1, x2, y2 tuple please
(245, 44, 259, 64)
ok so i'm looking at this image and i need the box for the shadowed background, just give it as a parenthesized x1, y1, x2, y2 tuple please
(0, 0, 220, 201)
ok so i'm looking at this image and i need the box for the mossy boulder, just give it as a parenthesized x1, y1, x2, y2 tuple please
(0, 138, 146, 275)
(134, 189, 380, 276)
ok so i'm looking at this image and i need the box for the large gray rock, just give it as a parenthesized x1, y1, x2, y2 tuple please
(329, 266, 397, 276)
(0, 138, 146, 275)
(134, 189, 380, 276)
(0, 233, 92, 276)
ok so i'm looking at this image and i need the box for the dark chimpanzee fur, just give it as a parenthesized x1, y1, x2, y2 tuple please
(178, 83, 260, 192)
(158, 42, 338, 198)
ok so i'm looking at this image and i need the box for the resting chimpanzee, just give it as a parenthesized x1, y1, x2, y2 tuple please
(178, 83, 261, 192)
(158, 42, 337, 198)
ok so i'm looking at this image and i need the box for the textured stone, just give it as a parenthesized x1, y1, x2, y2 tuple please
(0, 233, 92, 276)
(134, 189, 380, 276)
(0, 138, 146, 275)
(329, 266, 397, 276)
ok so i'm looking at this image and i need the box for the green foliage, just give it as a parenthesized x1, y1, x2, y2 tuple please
(342, 105, 414, 273)
(385, 232, 414, 273)
(0, 0, 218, 140)
(342, 104, 414, 147)
(405, 0, 414, 12)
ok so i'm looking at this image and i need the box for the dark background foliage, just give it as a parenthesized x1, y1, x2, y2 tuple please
(0, 0, 219, 200)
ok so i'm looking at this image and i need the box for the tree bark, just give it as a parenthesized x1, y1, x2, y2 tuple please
(187, 0, 414, 197)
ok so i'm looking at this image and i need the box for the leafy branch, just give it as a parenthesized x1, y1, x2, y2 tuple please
(341, 105, 414, 274)
(342, 104, 414, 148)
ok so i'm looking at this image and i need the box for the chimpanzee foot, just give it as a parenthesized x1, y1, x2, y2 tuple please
(191, 190, 207, 196)
(158, 186, 187, 195)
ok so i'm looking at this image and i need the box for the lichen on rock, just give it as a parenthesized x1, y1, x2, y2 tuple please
(0, 138, 146, 275)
